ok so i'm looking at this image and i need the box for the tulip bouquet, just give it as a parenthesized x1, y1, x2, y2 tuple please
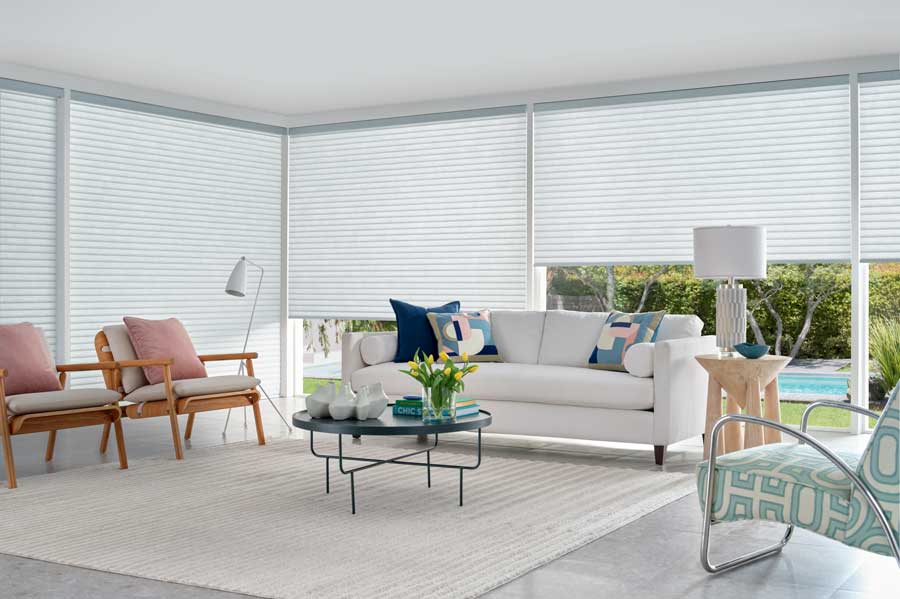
(400, 350, 479, 422)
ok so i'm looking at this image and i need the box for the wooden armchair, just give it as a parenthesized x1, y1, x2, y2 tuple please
(0, 361, 127, 489)
(95, 328, 265, 460)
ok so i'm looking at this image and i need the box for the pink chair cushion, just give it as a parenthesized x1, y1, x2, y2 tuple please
(0, 322, 62, 396)
(123, 317, 207, 385)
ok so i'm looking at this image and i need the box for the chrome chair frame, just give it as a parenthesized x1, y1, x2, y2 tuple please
(702, 401, 899, 573)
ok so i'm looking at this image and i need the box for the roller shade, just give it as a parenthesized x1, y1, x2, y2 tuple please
(860, 72, 900, 262)
(69, 97, 283, 391)
(0, 90, 58, 353)
(289, 107, 528, 319)
(534, 77, 851, 266)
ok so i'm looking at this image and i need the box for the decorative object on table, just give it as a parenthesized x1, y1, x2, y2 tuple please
(327, 383, 357, 420)
(589, 310, 665, 371)
(393, 397, 479, 417)
(733, 342, 770, 360)
(400, 350, 479, 422)
(305, 383, 336, 418)
(696, 384, 899, 573)
(426, 310, 500, 362)
(693, 225, 767, 356)
(307, 382, 389, 420)
(222, 256, 292, 431)
(695, 353, 790, 459)
(354, 382, 389, 420)
(389, 298, 460, 362)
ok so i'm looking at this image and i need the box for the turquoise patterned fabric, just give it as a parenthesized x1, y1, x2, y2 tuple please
(697, 385, 899, 558)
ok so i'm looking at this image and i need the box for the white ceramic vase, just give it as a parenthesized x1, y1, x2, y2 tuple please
(357, 382, 389, 419)
(306, 383, 336, 418)
(328, 382, 357, 420)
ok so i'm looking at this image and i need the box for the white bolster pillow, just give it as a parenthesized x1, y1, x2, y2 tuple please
(360, 335, 398, 366)
(623, 343, 655, 378)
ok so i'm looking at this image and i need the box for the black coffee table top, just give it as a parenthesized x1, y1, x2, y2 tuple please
(292, 409, 492, 436)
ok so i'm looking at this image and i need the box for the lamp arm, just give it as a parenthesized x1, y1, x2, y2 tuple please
(240, 260, 265, 356)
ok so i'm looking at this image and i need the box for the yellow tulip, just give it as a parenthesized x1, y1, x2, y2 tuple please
(439, 351, 449, 362)
(469, 364, 479, 373)
(407, 361, 417, 369)
(454, 371, 463, 381)
(443, 367, 451, 375)
(411, 369, 419, 376)
(461, 352, 469, 362)
(426, 354, 434, 365)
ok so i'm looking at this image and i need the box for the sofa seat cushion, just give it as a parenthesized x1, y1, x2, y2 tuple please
(351, 362, 654, 410)
(123, 376, 260, 403)
(6, 388, 121, 415)
(124, 382, 169, 403)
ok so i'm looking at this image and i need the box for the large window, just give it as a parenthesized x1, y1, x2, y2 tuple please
(68, 97, 283, 391)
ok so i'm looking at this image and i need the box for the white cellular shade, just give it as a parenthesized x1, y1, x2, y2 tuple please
(860, 75, 900, 262)
(0, 91, 57, 353)
(534, 80, 851, 265)
(69, 100, 283, 391)
(289, 108, 528, 319)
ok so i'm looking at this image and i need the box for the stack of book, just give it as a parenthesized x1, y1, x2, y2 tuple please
(392, 396, 480, 418)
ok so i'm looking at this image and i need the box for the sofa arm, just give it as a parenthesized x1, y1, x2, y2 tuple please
(341, 331, 397, 386)
(652, 335, 717, 445)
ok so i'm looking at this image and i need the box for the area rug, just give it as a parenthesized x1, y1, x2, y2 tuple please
(0, 438, 694, 599)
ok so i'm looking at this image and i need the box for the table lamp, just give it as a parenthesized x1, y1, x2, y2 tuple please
(693, 225, 767, 356)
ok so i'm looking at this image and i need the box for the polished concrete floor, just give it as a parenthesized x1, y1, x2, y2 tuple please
(0, 397, 897, 599)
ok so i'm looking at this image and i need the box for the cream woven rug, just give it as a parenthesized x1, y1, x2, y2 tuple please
(0, 437, 694, 599)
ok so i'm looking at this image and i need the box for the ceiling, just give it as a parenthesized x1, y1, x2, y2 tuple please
(1, 1, 899, 116)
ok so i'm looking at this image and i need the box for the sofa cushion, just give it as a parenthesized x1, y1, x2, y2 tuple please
(0, 323, 62, 396)
(426, 310, 500, 362)
(103, 324, 149, 393)
(623, 343, 655, 378)
(390, 299, 460, 362)
(123, 316, 207, 384)
(351, 362, 654, 410)
(537, 310, 609, 367)
(491, 311, 545, 364)
(656, 314, 703, 341)
(172, 375, 259, 397)
(360, 334, 398, 366)
(590, 311, 665, 371)
(6, 388, 121, 415)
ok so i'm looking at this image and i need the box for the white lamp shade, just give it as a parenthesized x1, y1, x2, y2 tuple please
(693, 225, 767, 279)
(225, 257, 247, 297)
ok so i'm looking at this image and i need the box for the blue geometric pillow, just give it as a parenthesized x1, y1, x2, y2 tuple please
(589, 311, 666, 371)
(426, 310, 500, 362)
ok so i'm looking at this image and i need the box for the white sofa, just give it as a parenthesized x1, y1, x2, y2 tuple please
(342, 310, 716, 465)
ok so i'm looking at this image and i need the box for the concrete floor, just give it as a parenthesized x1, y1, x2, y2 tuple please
(0, 397, 897, 598)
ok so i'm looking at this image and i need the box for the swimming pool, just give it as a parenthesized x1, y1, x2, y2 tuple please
(778, 373, 849, 397)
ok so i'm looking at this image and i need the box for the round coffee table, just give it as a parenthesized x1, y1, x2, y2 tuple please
(292, 409, 492, 514)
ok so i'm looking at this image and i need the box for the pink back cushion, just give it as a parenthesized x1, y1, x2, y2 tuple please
(0, 323, 62, 396)
(123, 317, 207, 384)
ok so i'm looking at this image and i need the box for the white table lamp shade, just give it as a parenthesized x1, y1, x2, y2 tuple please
(225, 257, 247, 297)
(693, 226, 767, 280)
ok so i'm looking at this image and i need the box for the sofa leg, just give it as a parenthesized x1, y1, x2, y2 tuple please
(654, 445, 666, 466)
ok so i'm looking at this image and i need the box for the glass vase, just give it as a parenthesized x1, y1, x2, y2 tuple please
(422, 385, 456, 423)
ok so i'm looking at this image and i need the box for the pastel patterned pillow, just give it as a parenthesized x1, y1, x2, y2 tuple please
(589, 311, 666, 371)
(426, 310, 500, 362)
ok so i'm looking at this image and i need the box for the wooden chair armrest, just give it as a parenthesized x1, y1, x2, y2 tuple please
(197, 352, 258, 362)
(115, 358, 174, 368)
(0, 368, 6, 377)
(56, 361, 120, 372)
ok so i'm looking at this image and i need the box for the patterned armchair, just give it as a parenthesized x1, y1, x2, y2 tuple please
(696, 383, 899, 572)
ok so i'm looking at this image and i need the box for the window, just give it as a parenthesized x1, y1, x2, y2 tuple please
(289, 107, 528, 320)
(68, 96, 283, 391)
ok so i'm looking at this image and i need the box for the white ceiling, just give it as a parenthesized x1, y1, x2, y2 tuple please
(1, 0, 899, 116)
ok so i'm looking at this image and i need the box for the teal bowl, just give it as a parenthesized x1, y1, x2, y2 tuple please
(734, 343, 770, 359)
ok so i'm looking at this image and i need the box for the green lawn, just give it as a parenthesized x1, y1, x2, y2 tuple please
(302, 377, 879, 428)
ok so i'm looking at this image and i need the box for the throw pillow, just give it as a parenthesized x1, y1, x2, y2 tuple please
(426, 310, 500, 362)
(390, 299, 460, 362)
(623, 342, 655, 378)
(123, 316, 208, 384)
(589, 311, 666, 371)
(0, 322, 62, 396)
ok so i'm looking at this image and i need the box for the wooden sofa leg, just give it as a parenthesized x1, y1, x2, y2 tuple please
(45, 430, 57, 462)
(2, 422, 16, 489)
(184, 413, 195, 440)
(99, 422, 111, 453)
(251, 400, 266, 446)
(654, 445, 666, 466)
(113, 418, 128, 470)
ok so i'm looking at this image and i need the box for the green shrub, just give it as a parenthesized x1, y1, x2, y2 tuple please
(870, 318, 900, 395)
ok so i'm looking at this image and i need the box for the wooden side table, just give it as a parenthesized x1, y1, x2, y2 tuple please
(695, 354, 791, 458)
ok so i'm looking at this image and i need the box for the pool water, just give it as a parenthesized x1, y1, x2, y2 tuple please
(778, 373, 849, 396)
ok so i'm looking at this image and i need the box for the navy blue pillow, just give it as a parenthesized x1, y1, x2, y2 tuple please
(390, 299, 461, 362)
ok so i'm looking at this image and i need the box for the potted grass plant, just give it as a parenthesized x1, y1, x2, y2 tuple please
(870, 318, 900, 407)
(401, 350, 478, 422)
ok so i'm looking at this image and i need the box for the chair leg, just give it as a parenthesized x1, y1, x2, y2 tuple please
(99, 422, 111, 453)
(168, 410, 184, 460)
(1, 420, 16, 489)
(113, 418, 128, 470)
(251, 399, 266, 446)
(45, 430, 57, 462)
(184, 413, 195, 440)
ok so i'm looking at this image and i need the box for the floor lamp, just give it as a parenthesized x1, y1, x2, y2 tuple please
(222, 256, 292, 433)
